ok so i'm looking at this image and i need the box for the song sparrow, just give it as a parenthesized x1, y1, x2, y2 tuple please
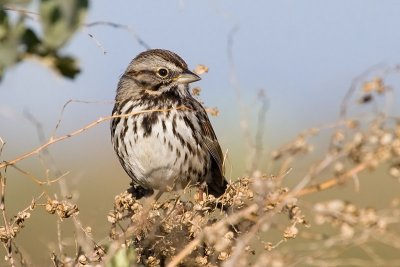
(111, 49, 227, 199)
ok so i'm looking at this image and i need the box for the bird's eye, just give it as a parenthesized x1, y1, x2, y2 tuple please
(157, 68, 169, 78)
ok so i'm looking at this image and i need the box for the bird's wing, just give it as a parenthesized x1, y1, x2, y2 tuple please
(200, 117, 224, 175)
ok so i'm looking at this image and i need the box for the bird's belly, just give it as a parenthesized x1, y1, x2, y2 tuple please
(128, 134, 183, 189)
(119, 111, 208, 190)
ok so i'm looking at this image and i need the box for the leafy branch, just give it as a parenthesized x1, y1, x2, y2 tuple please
(0, 0, 89, 80)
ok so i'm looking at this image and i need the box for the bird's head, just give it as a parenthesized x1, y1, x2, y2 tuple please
(117, 49, 200, 100)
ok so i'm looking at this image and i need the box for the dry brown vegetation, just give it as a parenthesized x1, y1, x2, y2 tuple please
(1, 66, 400, 267)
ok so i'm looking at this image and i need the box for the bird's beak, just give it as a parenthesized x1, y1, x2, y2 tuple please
(175, 71, 201, 84)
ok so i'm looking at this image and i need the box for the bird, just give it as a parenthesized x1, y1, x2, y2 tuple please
(111, 49, 227, 199)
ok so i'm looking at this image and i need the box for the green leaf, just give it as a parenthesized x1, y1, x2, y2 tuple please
(53, 54, 80, 79)
(0, 1, 84, 81)
(105, 247, 136, 267)
(22, 28, 42, 54)
(0, 12, 26, 71)
(40, 0, 88, 50)
(0, 9, 8, 40)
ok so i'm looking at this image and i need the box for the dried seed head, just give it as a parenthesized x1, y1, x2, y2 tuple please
(206, 107, 220, 116)
(264, 242, 273, 251)
(145, 256, 160, 267)
(333, 162, 345, 176)
(340, 223, 354, 239)
(193, 64, 209, 75)
(380, 133, 393, 145)
(283, 225, 298, 239)
(363, 77, 383, 93)
(195, 256, 208, 265)
(45, 199, 79, 218)
(391, 139, 400, 155)
(333, 130, 345, 143)
(346, 119, 359, 129)
(218, 251, 229, 261)
(15, 211, 30, 226)
(78, 254, 88, 265)
(192, 87, 201, 96)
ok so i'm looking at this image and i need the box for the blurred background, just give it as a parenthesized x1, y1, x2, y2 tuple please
(1, 0, 400, 265)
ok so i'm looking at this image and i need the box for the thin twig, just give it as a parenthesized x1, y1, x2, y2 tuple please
(339, 64, 386, 119)
(251, 89, 269, 171)
(10, 192, 45, 228)
(296, 160, 371, 197)
(0, 172, 15, 267)
(3, 5, 39, 20)
(85, 21, 151, 50)
(51, 99, 114, 138)
(10, 161, 68, 186)
(85, 30, 107, 55)
(0, 107, 190, 169)
(0, 137, 5, 157)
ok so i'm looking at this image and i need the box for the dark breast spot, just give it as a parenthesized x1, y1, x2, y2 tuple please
(187, 143, 194, 155)
(175, 132, 185, 146)
(111, 118, 119, 135)
(167, 141, 173, 151)
(176, 147, 181, 157)
(188, 166, 193, 175)
(172, 113, 178, 136)
(141, 113, 158, 137)
(120, 118, 128, 141)
(133, 120, 138, 134)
